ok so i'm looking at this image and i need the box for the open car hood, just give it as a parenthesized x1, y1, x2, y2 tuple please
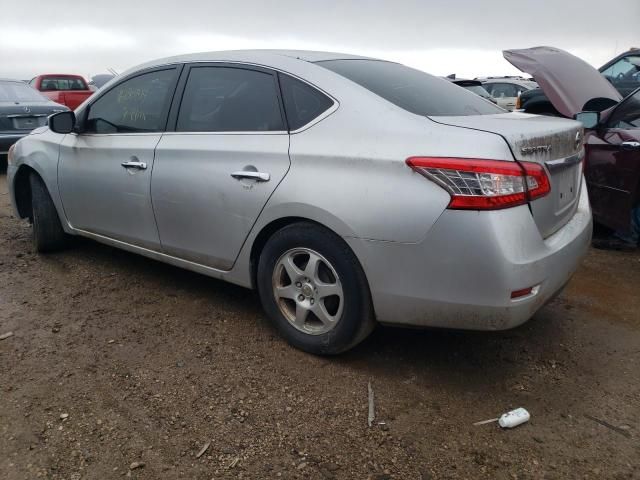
(503, 46, 622, 117)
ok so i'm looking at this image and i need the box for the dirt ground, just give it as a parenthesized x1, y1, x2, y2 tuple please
(1, 174, 639, 480)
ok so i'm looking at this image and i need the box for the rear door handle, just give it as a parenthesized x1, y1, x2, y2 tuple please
(621, 141, 640, 151)
(231, 171, 270, 182)
(121, 161, 147, 170)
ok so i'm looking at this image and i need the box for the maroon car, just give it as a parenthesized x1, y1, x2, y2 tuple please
(504, 47, 640, 235)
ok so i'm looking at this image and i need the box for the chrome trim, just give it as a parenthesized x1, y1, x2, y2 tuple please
(621, 141, 640, 150)
(6, 114, 48, 118)
(544, 151, 584, 172)
(121, 161, 147, 170)
(231, 170, 270, 181)
(68, 132, 162, 138)
(161, 130, 288, 136)
(289, 101, 339, 134)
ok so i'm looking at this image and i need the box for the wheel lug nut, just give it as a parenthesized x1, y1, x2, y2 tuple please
(295, 282, 302, 288)
(298, 295, 305, 301)
(310, 298, 315, 305)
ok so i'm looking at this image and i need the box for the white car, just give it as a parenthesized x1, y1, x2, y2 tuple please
(479, 77, 538, 110)
(6, 50, 592, 354)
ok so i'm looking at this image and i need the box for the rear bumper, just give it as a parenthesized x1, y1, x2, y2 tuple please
(347, 177, 592, 330)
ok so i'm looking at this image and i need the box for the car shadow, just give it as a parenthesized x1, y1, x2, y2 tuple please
(63, 236, 569, 390)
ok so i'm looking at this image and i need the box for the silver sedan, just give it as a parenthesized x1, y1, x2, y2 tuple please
(6, 50, 592, 354)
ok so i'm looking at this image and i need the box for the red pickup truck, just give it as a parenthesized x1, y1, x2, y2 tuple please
(30, 74, 94, 110)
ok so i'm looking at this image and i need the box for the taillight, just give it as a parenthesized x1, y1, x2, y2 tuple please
(406, 157, 550, 210)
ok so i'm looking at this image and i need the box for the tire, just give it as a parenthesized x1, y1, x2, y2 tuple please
(29, 173, 68, 252)
(257, 222, 375, 355)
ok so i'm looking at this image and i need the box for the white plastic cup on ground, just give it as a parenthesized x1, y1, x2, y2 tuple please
(498, 408, 530, 428)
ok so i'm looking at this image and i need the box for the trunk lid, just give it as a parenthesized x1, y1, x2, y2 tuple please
(0, 101, 65, 132)
(503, 46, 622, 118)
(431, 112, 584, 238)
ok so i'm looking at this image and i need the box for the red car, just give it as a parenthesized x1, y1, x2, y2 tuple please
(504, 47, 640, 238)
(29, 74, 94, 110)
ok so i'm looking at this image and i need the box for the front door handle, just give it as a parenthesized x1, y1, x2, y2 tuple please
(121, 161, 147, 170)
(621, 141, 640, 151)
(231, 171, 270, 182)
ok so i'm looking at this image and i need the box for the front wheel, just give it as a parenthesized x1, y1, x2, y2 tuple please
(29, 173, 68, 252)
(257, 222, 375, 355)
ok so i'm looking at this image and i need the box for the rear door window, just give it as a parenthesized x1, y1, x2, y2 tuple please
(317, 59, 503, 116)
(85, 68, 178, 134)
(279, 74, 334, 130)
(176, 66, 284, 132)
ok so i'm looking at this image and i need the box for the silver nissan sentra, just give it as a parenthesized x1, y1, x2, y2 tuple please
(6, 50, 592, 354)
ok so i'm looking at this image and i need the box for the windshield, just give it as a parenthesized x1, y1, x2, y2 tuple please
(0, 81, 48, 103)
(317, 59, 504, 116)
(602, 56, 640, 81)
(607, 88, 640, 129)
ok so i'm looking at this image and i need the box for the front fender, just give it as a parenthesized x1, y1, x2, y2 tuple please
(9, 130, 70, 232)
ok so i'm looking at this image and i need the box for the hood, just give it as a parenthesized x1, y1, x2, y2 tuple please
(503, 46, 622, 117)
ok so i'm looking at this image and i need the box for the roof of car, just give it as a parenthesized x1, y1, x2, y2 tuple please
(37, 74, 87, 78)
(0, 78, 26, 83)
(148, 49, 374, 66)
(124, 49, 381, 76)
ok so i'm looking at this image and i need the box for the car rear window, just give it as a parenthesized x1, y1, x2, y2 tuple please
(40, 77, 88, 91)
(0, 81, 47, 102)
(316, 59, 503, 116)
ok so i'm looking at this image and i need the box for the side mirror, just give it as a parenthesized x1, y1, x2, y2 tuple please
(48, 111, 76, 134)
(573, 111, 600, 129)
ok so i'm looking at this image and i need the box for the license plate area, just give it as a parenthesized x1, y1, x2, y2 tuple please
(554, 165, 579, 212)
(12, 116, 46, 130)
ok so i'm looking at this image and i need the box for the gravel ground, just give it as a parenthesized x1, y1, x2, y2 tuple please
(1, 174, 639, 480)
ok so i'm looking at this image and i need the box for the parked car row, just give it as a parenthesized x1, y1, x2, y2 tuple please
(445, 76, 497, 104)
(6, 48, 594, 354)
(476, 76, 538, 110)
(1, 73, 118, 170)
(0, 79, 69, 169)
(29, 74, 94, 110)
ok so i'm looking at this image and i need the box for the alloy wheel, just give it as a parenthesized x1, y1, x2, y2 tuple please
(272, 248, 344, 335)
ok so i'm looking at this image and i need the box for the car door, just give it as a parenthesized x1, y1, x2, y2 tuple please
(151, 64, 290, 270)
(585, 90, 640, 232)
(58, 67, 180, 249)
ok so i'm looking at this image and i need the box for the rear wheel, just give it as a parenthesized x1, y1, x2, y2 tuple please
(257, 222, 375, 355)
(29, 173, 68, 252)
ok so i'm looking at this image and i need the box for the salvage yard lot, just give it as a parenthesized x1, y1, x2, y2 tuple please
(0, 174, 639, 480)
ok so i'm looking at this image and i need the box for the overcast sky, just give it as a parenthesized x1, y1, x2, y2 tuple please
(2, 0, 638, 80)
